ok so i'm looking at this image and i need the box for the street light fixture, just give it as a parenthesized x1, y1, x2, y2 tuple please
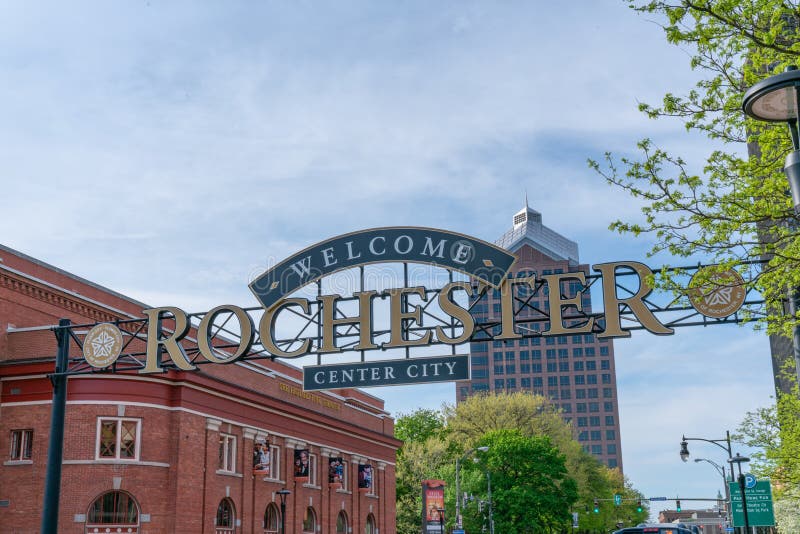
(742, 66, 800, 210)
(693, 458, 731, 523)
(276, 488, 291, 534)
(743, 65, 800, 389)
(678, 431, 732, 463)
(455, 446, 489, 529)
(729, 453, 752, 533)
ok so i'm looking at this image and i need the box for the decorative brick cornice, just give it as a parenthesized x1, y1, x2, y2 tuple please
(0, 271, 122, 324)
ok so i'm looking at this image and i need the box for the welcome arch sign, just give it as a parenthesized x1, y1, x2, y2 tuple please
(66, 226, 758, 391)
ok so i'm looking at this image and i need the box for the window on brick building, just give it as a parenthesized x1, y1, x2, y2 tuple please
(264, 503, 280, 533)
(336, 511, 349, 533)
(86, 490, 139, 528)
(97, 418, 140, 461)
(302, 506, 317, 532)
(9, 429, 33, 461)
(215, 498, 235, 533)
(218, 433, 236, 472)
(366, 514, 377, 534)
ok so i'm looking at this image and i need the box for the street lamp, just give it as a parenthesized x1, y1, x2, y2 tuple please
(437, 507, 446, 533)
(743, 65, 800, 389)
(678, 431, 732, 463)
(456, 446, 489, 529)
(276, 488, 291, 534)
(694, 458, 731, 522)
(729, 453, 752, 533)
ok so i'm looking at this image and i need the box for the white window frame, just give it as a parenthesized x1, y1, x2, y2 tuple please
(9, 429, 33, 461)
(95, 417, 141, 461)
(218, 433, 237, 473)
(307, 453, 318, 486)
(367, 465, 377, 497)
(260, 444, 281, 481)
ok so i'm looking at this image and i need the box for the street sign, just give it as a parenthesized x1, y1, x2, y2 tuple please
(744, 473, 757, 489)
(729, 480, 775, 527)
(614, 493, 622, 506)
(648, 496, 667, 501)
(452, 530, 465, 534)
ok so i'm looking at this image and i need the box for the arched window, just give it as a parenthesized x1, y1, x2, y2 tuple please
(336, 510, 349, 533)
(302, 506, 316, 533)
(215, 498, 236, 534)
(264, 503, 280, 534)
(365, 513, 377, 534)
(85, 490, 139, 533)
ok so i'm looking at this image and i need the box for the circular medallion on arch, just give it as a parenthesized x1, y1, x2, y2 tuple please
(83, 323, 124, 368)
(688, 267, 747, 319)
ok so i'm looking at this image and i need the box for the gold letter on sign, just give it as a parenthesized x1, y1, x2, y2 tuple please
(435, 281, 474, 344)
(383, 286, 432, 348)
(495, 276, 537, 340)
(142, 307, 194, 373)
(259, 298, 312, 358)
(593, 261, 673, 338)
(197, 305, 255, 364)
(540, 272, 594, 335)
(318, 291, 379, 353)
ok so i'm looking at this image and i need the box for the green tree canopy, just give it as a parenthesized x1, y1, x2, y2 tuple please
(461, 429, 578, 533)
(394, 393, 648, 533)
(591, 1, 800, 338)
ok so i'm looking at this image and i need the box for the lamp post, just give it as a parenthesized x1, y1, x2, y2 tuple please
(694, 458, 731, 523)
(743, 65, 800, 388)
(436, 507, 446, 534)
(485, 470, 494, 534)
(456, 446, 489, 529)
(729, 453, 752, 533)
(276, 488, 291, 534)
(679, 431, 733, 463)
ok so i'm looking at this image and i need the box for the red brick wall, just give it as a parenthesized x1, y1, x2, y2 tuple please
(0, 245, 399, 533)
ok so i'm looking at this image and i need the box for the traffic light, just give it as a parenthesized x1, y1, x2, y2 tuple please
(636, 500, 643, 513)
(676, 499, 682, 512)
(593, 499, 599, 513)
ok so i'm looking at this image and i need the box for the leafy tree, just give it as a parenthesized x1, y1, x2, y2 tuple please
(395, 409, 449, 534)
(395, 408, 446, 447)
(461, 429, 578, 534)
(444, 392, 646, 532)
(593, 4, 800, 528)
(590, 1, 800, 338)
(733, 390, 800, 533)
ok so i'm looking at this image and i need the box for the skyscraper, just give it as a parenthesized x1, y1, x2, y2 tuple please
(458, 201, 623, 470)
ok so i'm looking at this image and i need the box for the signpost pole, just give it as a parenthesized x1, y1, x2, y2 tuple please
(40, 318, 71, 534)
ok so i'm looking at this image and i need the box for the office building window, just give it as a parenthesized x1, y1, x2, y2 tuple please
(608, 458, 618, 468)
(586, 361, 597, 370)
(506, 378, 516, 389)
(606, 430, 616, 440)
(519, 350, 530, 360)
(590, 431, 601, 441)
(589, 416, 600, 426)
(604, 402, 614, 412)
(505, 365, 516, 374)
(589, 402, 600, 412)
(607, 444, 617, 455)
(532, 350, 541, 360)
(574, 375, 585, 385)
(605, 416, 615, 426)
(576, 403, 587, 413)
(494, 379, 505, 390)
(601, 359, 610, 370)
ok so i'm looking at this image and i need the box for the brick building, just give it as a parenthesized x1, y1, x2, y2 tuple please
(457, 202, 623, 470)
(0, 243, 400, 533)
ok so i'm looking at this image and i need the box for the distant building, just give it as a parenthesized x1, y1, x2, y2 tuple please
(0, 244, 399, 534)
(659, 509, 728, 534)
(457, 201, 623, 470)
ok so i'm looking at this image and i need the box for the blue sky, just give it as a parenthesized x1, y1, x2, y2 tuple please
(0, 0, 776, 521)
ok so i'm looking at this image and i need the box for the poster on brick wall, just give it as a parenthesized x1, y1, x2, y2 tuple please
(329, 457, 345, 485)
(253, 440, 271, 476)
(294, 449, 310, 480)
(358, 464, 373, 490)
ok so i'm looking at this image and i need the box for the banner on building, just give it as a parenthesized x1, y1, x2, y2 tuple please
(358, 464, 373, 490)
(294, 449, 310, 480)
(329, 457, 345, 485)
(253, 439, 270, 476)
